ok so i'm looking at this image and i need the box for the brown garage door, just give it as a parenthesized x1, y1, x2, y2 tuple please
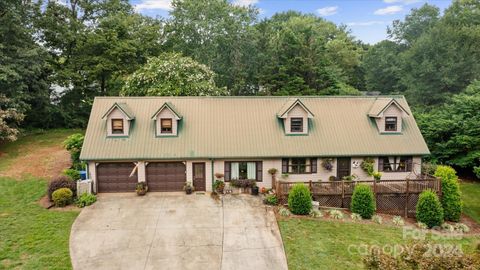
(146, 162, 186, 192)
(97, 162, 137, 192)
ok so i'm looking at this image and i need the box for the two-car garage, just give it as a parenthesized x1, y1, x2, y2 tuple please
(96, 162, 186, 193)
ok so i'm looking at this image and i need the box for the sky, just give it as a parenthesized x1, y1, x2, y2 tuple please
(130, 0, 453, 44)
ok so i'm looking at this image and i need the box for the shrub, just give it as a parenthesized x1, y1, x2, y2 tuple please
(48, 176, 76, 201)
(52, 188, 73, 207)
(63, 133, 84, 168)
(392, 216, 404, 226)
(421, 162, 437, 175)
(416, 222, 428, 230)
(454, 223, 470, 233)
(372, 215, 383, 224)
(351, 213, 362, 221)
(434, 165, 462, 222)
(310, 209, 323, 218)
(213, 180, 225, 193)
(441, 223, 455, 232)
(287, 184, 312, 215)
(416, 190, 443, 228)
(329, 209, 344, 219)
(279, 207, 290, 217)
(351, 184, 376, 219)
(63, 168, 80, 180)
(363, 241, 480, 270)
(329, 175, 336, 181)
(75, 193, 97, 208)
(263, 194, 278, 205)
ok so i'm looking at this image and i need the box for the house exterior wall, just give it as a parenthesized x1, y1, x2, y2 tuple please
(375, 103, 404, 133)
(156, 108, 178, 136)
(285, 104, 308, 135)
(106, 108, 130, 136)
(86, 156, 422, 193)
(87, 161, 97, 193)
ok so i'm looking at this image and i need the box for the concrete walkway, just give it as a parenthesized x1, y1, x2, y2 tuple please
(70, 193, 288, 270)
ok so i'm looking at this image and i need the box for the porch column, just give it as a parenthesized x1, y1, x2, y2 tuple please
(138, 161, 146, 182)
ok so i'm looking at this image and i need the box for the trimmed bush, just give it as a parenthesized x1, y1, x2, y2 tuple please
(52, 188, 73, 207)
(434, 165, 462, 222)
(75, 193, 97, 208)
(288, 184, 312, 215)
(63, 168, 80, 180)
(263, 194, 278, 205)
(350, 184, 376, 219)
(48, 176, 76, 201)
(416, 190, 444, 228)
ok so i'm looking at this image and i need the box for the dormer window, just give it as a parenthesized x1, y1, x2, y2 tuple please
(385, 117, 397, 131)
(291, 118, 303, 132)
(161, 118, 173, 133)
(112, 119, 124, 134)
(152, 102, 182, 137)
(277, 98, 314, 135)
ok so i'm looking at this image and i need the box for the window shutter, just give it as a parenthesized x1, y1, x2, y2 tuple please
(256, 161, 263, 182)
(378, 157, 384, 172)
(311, 158, 317, 173)
(282, 158, 288, 174)
(224, 162, 231, 181)
(406, 157, 413, 172)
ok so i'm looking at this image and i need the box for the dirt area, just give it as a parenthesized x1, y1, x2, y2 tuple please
(0, 145, 72, 180)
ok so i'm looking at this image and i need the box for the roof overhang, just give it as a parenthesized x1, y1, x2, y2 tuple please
(368, 98, 410, 118)
(151, 102, 183, 120)
(101, 102, 135, 120)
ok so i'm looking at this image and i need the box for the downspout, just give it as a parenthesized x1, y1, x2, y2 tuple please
(210, 158, 215, 191)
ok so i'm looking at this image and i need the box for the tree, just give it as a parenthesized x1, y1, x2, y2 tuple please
(362, 40, 405, 94)
(121, 53, 226, 96)
(0, 95, 25, 142)
(256, 12, 362, 96)
(165, 0, 258, 95)
(417, 80, 480, 177)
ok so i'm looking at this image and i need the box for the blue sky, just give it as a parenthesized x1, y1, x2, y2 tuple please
(130, 0, 452, 44)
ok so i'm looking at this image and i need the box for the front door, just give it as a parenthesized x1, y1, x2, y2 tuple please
(337, 158, 351, 180)
(193, 162, 206, 191)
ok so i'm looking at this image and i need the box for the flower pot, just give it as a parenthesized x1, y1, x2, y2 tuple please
(251, 186, 259, 196)
(136, 189, 147, 196)
(185, 188, 193, 195)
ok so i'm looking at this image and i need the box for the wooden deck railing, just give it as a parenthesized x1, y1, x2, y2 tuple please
(275, 176, 441, 218)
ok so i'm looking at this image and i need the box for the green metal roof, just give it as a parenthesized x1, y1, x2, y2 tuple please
(80, 96, 430, 161)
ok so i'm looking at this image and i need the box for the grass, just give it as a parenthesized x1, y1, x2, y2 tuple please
(0, 177, 79, 270)
(461, 181, 480, 223)
(279, 218, 479, 270)
(0, 129, 82, 172)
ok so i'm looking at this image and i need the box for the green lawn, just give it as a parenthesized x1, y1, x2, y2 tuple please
(0, 129, 82, 172)
(461, 181, 480, 223)
(0, 178, 79, 270)
(279, 218, 479, 270)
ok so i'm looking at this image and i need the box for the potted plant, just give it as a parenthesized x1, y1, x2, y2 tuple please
(213, 180, 225, 194)
(373, 171, 382, 182)
(136, 182, 148, 196)
(184, 182, 194, 194)
(251, 182, 259, 196)
(321, 158, 334, 171)
(214, 173, 224, 180)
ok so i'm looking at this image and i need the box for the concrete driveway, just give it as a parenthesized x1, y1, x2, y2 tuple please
(70, 193, 288, 270)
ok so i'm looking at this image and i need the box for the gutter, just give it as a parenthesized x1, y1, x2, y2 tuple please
(210, 158, 215, 191)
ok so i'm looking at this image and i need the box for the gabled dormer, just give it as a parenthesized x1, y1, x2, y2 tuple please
(102, 103, 135, 137)
(368, 98, 410, 133)
(277, 98, 314, 135)
(151, 102, 182, 137)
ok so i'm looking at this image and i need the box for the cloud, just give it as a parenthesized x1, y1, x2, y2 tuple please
(317, 6, 338, 16)
(135, 0, 172, 11)
(232, 0, 259, 6)
(374, 5, 403, 15)
(346, 21, 388, 26)
(383, 0, 420, 4)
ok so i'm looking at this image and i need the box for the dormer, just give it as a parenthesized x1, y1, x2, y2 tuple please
(368, 98, 410, 133)
(151, 102, 182, 137)
(102, 103, 135, 137)
(277, 98, 314, 135)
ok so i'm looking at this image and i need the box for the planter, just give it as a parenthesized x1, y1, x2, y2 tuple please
(251, 186, 259, 196)
(136, 189, 147, 196)
(185, 187, 193, 195)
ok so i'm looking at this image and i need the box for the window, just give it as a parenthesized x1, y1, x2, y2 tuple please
(111, 119, 124, 134)
(282, 158, 317, 174)
(385, 117, 398, 131)
(224, 161, 263, 181)
(290, 118, 303, 132)
(379, 156, 412, 172)
(161, 118, 172, 133)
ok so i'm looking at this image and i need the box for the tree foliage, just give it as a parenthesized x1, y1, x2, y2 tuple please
(0, 95, 25, 142)
(121, 53, 226, 96)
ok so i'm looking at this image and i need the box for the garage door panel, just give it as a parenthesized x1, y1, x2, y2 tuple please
(97, 163, 137, 193)
(146, 162, 186, 192)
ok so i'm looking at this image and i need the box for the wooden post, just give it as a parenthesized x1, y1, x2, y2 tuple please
(309, 180, 312, 193)
(341, 180, 345, 208)
(405, 178, 410, 218)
